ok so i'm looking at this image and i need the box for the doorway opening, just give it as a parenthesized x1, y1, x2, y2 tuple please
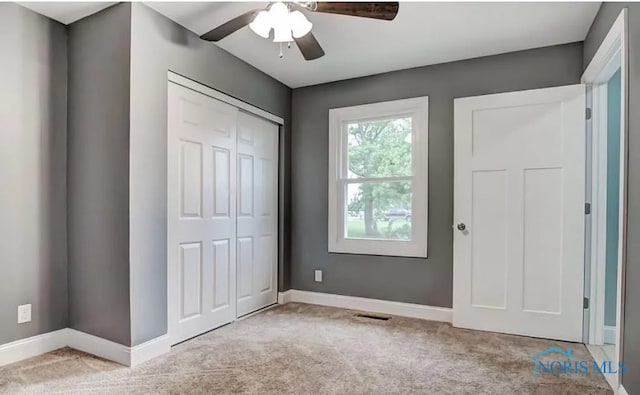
(582, 8, 628, 393)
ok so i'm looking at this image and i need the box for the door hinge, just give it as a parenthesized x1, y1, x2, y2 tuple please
(585, 202, 591, 215)
(586, 108, 592, 120)
(584, 297, 590, 309)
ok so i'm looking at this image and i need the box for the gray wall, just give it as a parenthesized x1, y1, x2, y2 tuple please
(0, 3, 68, 344)
(290, 43, 584, 308)
(128, 3, 291, 345)
(67, 3, 132, 346)
(584, 4, 640, 393)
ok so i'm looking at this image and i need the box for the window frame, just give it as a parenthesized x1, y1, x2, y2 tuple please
(328, 96, 429, 257)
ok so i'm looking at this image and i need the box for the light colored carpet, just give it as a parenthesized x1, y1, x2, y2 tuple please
(0, 303, 612, 394)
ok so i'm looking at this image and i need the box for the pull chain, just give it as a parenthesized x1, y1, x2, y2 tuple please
(278, 42, 292, 59)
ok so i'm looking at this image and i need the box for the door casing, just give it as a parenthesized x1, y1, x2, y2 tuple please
(581, 8, 628, 393)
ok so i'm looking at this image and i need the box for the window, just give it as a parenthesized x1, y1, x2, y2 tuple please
(328, 97, 428, 257)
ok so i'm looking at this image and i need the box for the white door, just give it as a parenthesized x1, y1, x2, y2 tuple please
(236, 111, 279, 317)
(168, 82, 238, 345)
(453, 85, 586, 342)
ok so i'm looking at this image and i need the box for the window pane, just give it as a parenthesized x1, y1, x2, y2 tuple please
(345, 181, 412, 241)
(347, 117, 412, 178)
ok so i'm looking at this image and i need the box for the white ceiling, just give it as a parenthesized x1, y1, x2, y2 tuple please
(148, 2, 599, 87)
(22, 2, 600, 88)
(18, 2, 116, 25)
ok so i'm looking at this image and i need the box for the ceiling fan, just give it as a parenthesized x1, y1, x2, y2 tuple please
(199, 2, 399, 61)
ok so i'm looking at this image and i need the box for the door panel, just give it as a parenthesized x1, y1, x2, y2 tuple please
(238, 155, 254, 216)
(257, 235, 274, 292)
(168, 82, 238, 345)
(237, 236, 254, 300)
(212, 239, 230, 309)
(522, 168, 563, 313)
(453, 85, 586, 342)
(180, 141, 203, 217)
(470, 170, 508, 309)
(180, 242, 202, 319)
(212, 148, 231, 217)
(236, 112, 279, 317)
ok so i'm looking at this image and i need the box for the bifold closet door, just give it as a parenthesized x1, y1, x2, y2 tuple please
(168, 82, 238, 345)
(236, 112, 279, 317)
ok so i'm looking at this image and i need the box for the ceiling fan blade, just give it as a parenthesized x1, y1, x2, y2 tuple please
(200, 9, 261, 41)
(294, 32, 325, 61)
(313, 2, 399, 20)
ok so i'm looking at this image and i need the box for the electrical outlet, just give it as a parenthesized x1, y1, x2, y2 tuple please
(18, 304, 31, 324)
(314, 270, 323, 282)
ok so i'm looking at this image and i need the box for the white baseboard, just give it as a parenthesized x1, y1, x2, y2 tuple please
(0, 329, 170, 368)
(66, 329, 130, 366)
(129, 334, 171, 367)
(586, 344, 618, 391)
(279, 290, 452, 323)
(278, 290, 293, 304)
(0, 329, 68, 367)
(604, 325, 617, 345)
(67, 329, 170, 367)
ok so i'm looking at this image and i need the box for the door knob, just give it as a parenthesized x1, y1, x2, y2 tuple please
(457, 223, 466, 231)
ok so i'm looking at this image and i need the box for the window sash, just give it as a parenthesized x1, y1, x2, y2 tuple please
(340, 176, 412, 183)
(342, 179, 414, 241)
(341, 117, 415, 180)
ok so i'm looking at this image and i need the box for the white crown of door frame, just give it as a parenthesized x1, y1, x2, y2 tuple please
(581, 8, 628, 394)
(168, 71, 284, 126)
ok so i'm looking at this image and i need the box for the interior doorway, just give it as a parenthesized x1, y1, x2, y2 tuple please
(582, 8, 628, 393)
(602, 68, 621, 353)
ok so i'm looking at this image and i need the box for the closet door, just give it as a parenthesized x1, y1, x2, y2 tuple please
(168, 82, 238, 345)
(236, 112, 279, 317)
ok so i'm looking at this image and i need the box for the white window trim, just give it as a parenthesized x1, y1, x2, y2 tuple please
(328, 96, 429, 258)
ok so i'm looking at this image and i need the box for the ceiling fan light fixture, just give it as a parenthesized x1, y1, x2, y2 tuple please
(201, 2, 399, 61)
(268, 2, 289, 20)
(268, 2, 292, 42)
(273, 25, 294, 43)
(249, 10, 271, 38)
(248, 2, 313, 43)
(289, 10, 312, 38)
